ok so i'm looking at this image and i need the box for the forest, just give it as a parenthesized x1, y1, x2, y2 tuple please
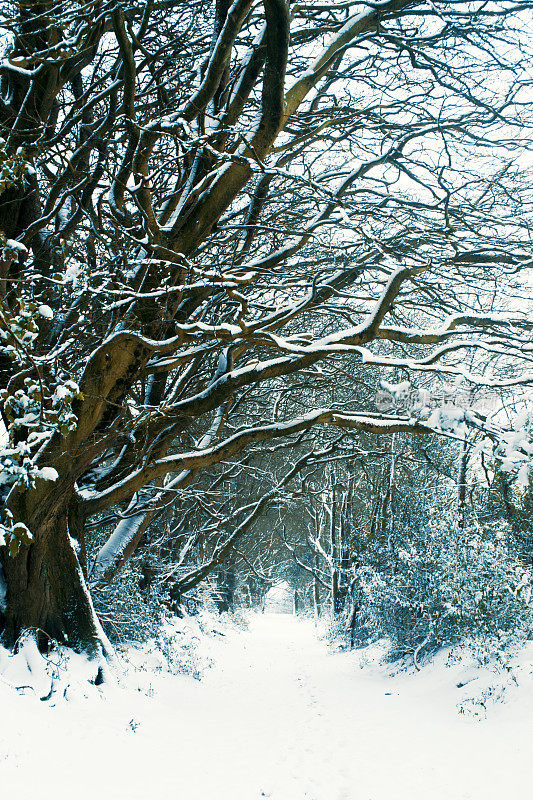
(0, 1, 533, 794)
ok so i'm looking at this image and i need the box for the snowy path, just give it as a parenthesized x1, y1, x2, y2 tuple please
(1, 613, 532, 799)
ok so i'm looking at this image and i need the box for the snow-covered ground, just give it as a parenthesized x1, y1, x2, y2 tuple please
(1, 613, 533, 799)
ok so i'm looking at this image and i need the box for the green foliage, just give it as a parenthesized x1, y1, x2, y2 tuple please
(0, 509, 33, 556)
(0, 142, 28, 264)
(0, 143, 82, 496)
(0, 145, 27, 195)
(0, 143, 81, 534)
(0, 233, 26, 263)
(2, 377, 83, 438)
(0, 377, 82, 492)
(0, 297, 38, 351)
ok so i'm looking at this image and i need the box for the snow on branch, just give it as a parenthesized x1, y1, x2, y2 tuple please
(81, 409, 436, 515)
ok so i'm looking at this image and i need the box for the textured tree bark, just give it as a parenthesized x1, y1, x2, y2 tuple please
(329, 485, 343, 615)
(457, 440, 468, 530)
(313, 553, 321, 619)
(215, 554, 236, 612)
(0, 487, 109, 657)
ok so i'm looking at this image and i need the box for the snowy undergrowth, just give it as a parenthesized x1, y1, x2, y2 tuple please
(1, 610, 529, 720)
(118, 607, 249, 682)
(0, 608, 248, 703)
(323, 616, 533, 721)
(0, 632, 106, 702)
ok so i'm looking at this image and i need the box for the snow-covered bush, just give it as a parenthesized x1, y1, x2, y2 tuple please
(91, 562, 168, 645)
(352, 513, 532, 659)
(0, 144, 26, 194)
(92, 563, 248, 679)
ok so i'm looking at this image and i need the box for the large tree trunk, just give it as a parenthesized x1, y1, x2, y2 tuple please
(0, 488, 109, 658)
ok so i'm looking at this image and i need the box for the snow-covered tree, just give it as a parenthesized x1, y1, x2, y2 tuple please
(1, 0, 533, 660)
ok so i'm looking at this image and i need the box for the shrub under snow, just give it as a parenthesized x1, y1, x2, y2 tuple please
(351, 514, 532, 659)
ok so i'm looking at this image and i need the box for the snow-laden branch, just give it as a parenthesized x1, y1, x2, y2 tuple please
(181, 0, 254, 123)
(90, 404, 229, 584)
(284, 0, 412, 119)
(173, 445, 331, 596)
(81, 409, 434, 515)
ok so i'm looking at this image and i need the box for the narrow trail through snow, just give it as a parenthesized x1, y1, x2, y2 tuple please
(1, 613, 531, 799)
